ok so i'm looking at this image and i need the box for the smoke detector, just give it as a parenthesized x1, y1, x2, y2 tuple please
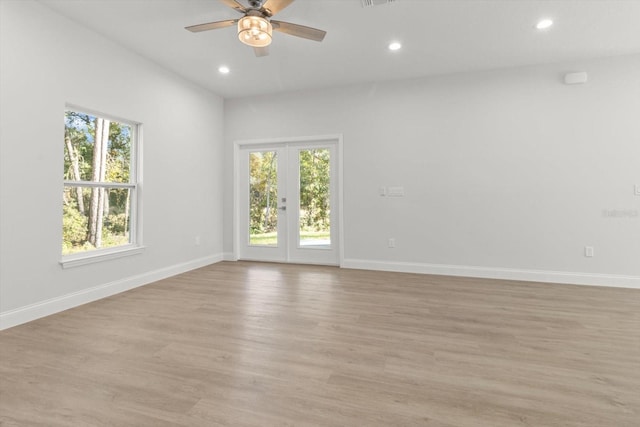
(361, 0, 396, 7)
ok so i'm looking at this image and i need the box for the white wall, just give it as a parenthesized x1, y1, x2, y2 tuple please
(224, 55, 640, 287)
(0, 0, 225, 328)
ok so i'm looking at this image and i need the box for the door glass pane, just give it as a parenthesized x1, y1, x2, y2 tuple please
(249, 151, 278, 246)
(298, 148, 330, 247)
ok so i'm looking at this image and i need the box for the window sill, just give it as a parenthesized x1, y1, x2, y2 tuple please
(60, 245, 145, 269)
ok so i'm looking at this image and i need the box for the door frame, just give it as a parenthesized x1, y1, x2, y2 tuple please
(233, 134, 344, 266)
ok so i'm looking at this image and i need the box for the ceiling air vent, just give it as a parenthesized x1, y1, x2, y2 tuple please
(361, 0, 396, 7)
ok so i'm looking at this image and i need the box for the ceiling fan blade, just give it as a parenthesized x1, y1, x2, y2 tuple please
(261, 0, 295, 17)
(254, 46, 270, 57)
(185, 19, 237, 33)
(272, 20, 326, 42)
(219, 0, 247, 13)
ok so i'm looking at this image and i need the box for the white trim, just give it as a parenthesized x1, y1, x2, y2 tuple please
(62, 106, 143, 263)
(342, 258, 640, 289)
(234, 134, 344, 147)
(233, 142, 240, 263)
(65, 104, 141, 128)
(135, 124, 144, 248)
(60, 245, 145, 269)
(63, 181, 135, 189)
(223, 252, 237, 261)
(1, 254, 223, 331)
(337, 134, 344, 268)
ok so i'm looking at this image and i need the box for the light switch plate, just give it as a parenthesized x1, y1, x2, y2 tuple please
(387, 186, 405, 197)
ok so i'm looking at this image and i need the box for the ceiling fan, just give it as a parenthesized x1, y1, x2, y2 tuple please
(185, 0, 327, 57)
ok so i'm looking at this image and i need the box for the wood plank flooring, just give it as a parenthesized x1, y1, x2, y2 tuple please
(1, 261, 639, 426)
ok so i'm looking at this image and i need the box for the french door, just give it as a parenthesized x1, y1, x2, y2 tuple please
(237, 140, 339, 265)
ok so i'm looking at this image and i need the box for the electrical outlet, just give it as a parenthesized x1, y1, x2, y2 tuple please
(388, 238, 396, 248)
(584, 246, 594, 257)
(195, 236, 201, 246)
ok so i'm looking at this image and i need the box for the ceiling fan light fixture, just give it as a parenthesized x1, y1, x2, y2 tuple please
(238, 15, 272, 47)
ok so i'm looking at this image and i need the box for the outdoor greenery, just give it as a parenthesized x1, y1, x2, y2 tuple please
(298, 148, 330, 232)
(249, 151, 278, 236)
(248, 148, 330, 245)
(62, 111, 132, 254)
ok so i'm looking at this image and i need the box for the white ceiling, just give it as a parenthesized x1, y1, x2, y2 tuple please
(38, 0, 640, 99)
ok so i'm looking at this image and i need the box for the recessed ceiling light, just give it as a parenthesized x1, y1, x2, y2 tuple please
(535, 19, 553, 30)
(218, 65, 230, 74)
(388, 42, 402, 51)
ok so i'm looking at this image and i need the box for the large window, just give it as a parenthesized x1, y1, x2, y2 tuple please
(62, 108, 140, 263)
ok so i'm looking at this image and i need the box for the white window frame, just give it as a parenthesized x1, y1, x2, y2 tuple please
(60, 106, 144, 269)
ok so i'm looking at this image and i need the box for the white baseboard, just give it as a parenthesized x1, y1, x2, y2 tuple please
(223, 252, 237, 261)
(342, 259, 640, 289)
(0, 254, 223, 331)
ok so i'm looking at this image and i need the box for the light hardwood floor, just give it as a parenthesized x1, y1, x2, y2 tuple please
(1, 261, 639, 426)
